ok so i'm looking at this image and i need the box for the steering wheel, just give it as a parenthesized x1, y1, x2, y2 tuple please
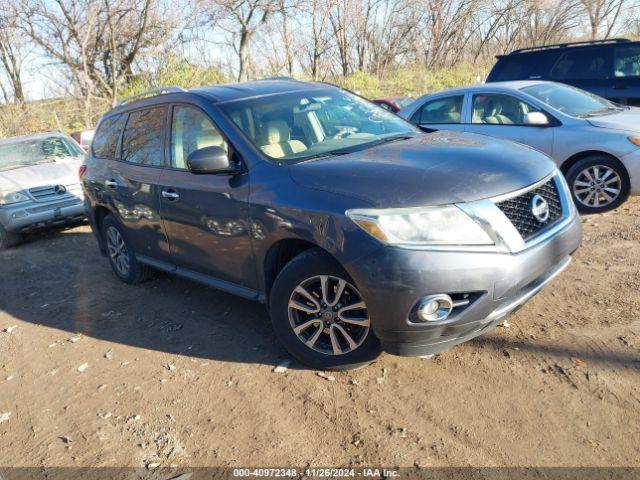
(331, 126, 358, 139)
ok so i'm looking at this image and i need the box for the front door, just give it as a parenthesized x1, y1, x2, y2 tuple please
(465, 93, 554, 157)
(107, 105, 171, 261)
(611, 44, 640, 105)
(410, 95, 466, 133)
(158, 104, 255, 289)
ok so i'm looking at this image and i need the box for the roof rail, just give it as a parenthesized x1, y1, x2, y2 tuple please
(257, 76, 297, 81)
(508, 38, 631, 55)
(114, 86, 188, 108)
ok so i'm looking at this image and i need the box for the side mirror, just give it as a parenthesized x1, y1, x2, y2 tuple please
(523, 111, 549, 126)
(187, 146, 240, 175)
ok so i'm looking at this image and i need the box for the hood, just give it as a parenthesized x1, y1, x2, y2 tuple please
(587, 108, 640, 132)
(289, 131, 556, 208)
(0, 157, 83, 193)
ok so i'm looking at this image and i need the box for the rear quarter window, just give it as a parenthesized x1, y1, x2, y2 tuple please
(92, 114, 126, 158)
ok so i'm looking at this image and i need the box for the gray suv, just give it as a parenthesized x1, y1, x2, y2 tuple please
(81, 80, 582, 370)
(0, 133, 86, 249)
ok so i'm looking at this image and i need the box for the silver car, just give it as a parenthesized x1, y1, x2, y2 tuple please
(399, 80, 640, 213)
(0, 133, 86, 249)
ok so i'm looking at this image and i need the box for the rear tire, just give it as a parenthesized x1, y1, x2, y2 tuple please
(565, 156, 629, 214)
(269, 248, 381, 370)
(101, 214, 151, 284)
(0, 224, 23, 250)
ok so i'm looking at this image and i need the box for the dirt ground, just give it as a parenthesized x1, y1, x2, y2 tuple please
(0, 199, 639, 470)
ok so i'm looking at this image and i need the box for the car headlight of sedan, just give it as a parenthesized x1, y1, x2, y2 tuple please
(0, 191, 30, 206)
(346, 205, 494, 246)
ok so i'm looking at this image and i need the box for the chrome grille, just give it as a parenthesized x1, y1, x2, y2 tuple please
(495, 178, 563, 240)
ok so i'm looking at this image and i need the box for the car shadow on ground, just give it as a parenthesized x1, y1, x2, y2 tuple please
(1, 227, 637, 372)
(472, 335, 640, 369)
(1, 227, 295, 368)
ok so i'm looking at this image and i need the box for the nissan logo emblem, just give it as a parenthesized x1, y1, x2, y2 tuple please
(54, 185, 67, 195)
(531, 194, 550, 222)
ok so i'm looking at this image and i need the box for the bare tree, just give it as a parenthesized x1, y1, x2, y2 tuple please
(0, 14, 27, 103)
(206, 0, 278, 81)
(579, 0, 627, 39)
(16, 0, 167, 104)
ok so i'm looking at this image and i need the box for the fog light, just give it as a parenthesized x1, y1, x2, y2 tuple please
(417, 294, 453, 322)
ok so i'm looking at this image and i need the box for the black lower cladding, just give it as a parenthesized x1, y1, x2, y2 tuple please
(495, 178, 562, 240)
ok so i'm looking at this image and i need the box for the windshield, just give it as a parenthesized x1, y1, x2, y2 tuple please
(522, 83, 623, 118)
(220, 89, 418, 163)
(0, 136, 82, 172)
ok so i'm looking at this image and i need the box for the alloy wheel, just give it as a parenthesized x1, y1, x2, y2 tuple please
(287, 275, 370, 355)
(106, 226, 130, 277)
(572, 165, 622, 209)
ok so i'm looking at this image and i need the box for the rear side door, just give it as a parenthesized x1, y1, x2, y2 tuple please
(108, 106, 171, 262)
(464, 93, 554, 156)
(549, 47, 612, 99)
(611, 44, 640, 105)
(409, 95, 466, 133)
(158, 104, 255, 291)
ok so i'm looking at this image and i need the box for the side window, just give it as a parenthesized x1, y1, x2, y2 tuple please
(92, 114, 126, 158)
(472, 94, 538, 125)
(171, 105, 228, 169)
(551, 48, 611, 80)
(411, 96, 463, 124)
(121, 106, 167, 166)
(615, 46, 640, 77)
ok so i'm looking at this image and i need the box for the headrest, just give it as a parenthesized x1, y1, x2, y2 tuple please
(259, 120, 290, 145)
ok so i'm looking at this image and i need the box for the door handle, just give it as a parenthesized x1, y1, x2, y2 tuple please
(104, 180, 118, 189)
(612, 85, 628, 90)
(161, 189, 180, 201)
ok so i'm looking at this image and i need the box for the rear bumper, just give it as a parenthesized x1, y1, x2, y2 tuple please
(345, 213, 582, 357)
(0, 197, 85, 233)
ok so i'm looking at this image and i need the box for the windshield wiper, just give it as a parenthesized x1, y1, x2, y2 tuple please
(299, 151, 351, 162)
(365, 134, 416, 148)
(296, 134, 416, 163)
(579, 106, 624, 118)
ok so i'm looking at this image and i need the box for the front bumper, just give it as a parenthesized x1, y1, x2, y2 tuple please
(621, 148, 640, 195)
(346, 213, 582, 357)
(0, 196, 85, 233)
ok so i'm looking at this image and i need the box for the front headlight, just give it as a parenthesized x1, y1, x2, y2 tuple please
(346, 205, 494, 246)
(0, 191, 30, 206)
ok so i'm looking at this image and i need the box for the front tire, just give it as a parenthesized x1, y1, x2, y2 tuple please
(101, 214, 151, 284)
(269, 248, 381, 370)
(565, 156, 630, 214)
(0, 224, 23, 250)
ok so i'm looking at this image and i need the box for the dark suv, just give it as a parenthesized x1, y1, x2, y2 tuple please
(487, 38, 640, 105)
(81, 80, 582, 370)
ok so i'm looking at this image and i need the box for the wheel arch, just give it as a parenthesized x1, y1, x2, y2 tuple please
(92, 205, 113, 254)
(262, 238, 341, 302)
(560, 150, 629, 178)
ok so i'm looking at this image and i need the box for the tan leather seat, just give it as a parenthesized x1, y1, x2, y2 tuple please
(258, 121, 307, 158)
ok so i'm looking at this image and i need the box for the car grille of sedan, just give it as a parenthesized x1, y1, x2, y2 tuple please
(495, 178, 563, 241)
